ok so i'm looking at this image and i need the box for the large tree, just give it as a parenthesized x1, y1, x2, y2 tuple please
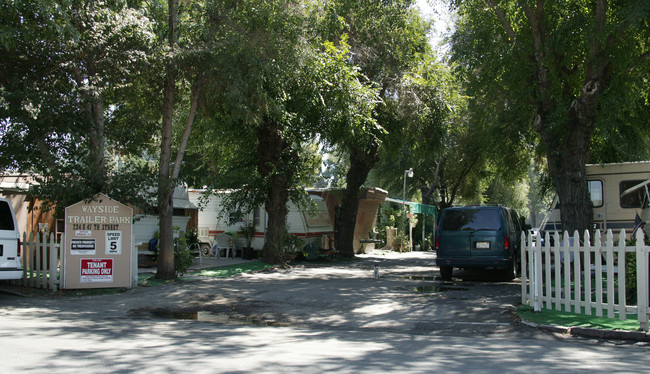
(450, 0, 650, 233)
(321, 0, 431, 256)
(179, 1, 378, 263)
(0, 0, 158, 212)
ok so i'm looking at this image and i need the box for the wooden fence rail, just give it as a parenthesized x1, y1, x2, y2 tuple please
(521, 229, 649, 331)
(12, 232, 64, 292)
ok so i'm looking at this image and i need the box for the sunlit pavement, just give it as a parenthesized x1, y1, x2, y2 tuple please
(2, 251, 649, 373)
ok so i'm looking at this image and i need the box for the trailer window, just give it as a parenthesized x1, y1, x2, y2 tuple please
(588, 180, 603, 207)
(553, 180, 603, 209)
(620, 180, 647, 208)
(228, 211, 244, 225)
(253, 208, 261, 226)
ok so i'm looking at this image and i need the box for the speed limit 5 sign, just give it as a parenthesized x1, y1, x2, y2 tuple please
(105, 231, 122, 255)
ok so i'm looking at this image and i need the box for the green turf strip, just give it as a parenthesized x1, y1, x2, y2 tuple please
(517, 305, 642, 331)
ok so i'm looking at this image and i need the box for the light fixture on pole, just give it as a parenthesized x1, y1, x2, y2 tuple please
(402, 168, 413, 250)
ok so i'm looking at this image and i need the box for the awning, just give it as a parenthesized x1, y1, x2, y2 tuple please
(384, 197, 438, 218)
(410, 202, 438, 218)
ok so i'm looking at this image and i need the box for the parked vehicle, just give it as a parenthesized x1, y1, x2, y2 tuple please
(0, 197, 22, 280)
(542, 161, 650, 234)
(435, 205, 522, 281)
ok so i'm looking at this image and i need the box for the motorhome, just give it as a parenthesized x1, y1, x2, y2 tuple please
(188, 189, 334, 256)
(542, 161, 650, 234)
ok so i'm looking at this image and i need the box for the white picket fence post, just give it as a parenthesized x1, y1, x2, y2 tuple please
(636, 229, 649, 331)
(20, 231, 63, 292)
(522, 228, 650, 331)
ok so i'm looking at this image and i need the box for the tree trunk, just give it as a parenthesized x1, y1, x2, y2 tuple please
(523, 0, 608, 235)
(263, 174, 289, 263)
(543, 98, 597, 234)
(155, 0, 177, 280)
(257, 119, 290, 264)
(336, 142, 379, 257)
(155, 67, 176, 280)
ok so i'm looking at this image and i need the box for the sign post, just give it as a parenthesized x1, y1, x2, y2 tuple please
(63, 194, 133, 289)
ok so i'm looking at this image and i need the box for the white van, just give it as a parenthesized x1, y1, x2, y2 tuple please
(0, 197, 22, 280)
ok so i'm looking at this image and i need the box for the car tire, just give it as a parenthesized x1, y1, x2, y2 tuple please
(440, 266, 453, 281)
(502, 259, 516, 280)
(200, 243, 211, 256)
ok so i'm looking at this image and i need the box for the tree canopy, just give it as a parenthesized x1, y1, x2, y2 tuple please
(0, 0, 158, 213)
(449, 0, 650, 232)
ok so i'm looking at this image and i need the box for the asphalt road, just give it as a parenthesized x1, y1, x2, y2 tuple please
(1, 251, 649, 373)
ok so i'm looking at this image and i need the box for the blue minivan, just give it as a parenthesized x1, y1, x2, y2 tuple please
(435, 206, 521, 280)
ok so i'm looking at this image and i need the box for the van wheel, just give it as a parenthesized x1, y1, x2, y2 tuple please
(502, 259, 516, 280)
(200, 243, 211, 256)
(440, 266, 453, 281)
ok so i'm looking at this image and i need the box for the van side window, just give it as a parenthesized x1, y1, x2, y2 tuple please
(0, 201, 15, 230)
(620, 180, 647, 208)
(588, 180, 603, 207)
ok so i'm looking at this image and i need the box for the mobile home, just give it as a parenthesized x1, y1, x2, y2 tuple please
(188, 189, 334, 255)
(543, 161, 650, 233)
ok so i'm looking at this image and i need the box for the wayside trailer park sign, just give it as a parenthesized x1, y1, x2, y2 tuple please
(62, 194, 134, 289)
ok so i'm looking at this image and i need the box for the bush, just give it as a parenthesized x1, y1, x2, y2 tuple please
(283, 231, 304, 254)
(174, 243, 194, 277)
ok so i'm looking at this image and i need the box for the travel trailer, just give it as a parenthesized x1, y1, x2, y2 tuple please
(542, 161, 650, 234)
(132, 185, 198, 249)
(188, 189, 334, 255)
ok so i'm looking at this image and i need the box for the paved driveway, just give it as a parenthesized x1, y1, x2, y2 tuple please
(2, 251, 649, 373)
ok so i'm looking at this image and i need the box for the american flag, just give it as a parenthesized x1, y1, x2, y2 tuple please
(631, 212, 644, 237)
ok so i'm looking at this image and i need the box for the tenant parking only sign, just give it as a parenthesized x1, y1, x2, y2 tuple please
(80, 258, 113, 283)
(63, 194, 133, 289)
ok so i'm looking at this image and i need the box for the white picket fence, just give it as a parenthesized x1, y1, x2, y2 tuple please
(521, 229, 649, 331)
(11, 232, 64, 291)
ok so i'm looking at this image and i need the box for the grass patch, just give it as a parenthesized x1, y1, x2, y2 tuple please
(188, 260, 275, 278)
(517, 305, 641, 331)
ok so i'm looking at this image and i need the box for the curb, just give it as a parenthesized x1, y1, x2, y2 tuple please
(521, 319, 650, 342)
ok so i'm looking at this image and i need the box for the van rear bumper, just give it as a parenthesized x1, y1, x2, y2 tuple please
(436, 257, 511, 269)
(0, 268, 23, 280)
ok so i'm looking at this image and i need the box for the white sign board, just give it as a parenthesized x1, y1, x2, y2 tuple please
(105, 231, 122, 255)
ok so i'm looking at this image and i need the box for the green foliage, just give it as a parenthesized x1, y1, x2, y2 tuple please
(0, 0, 158, 211)
(173, 242, 194, 278)
(239, 221, 257, 248)
(394, 230, 411, 252)
(184, 228, 200, 248)
(624, 233, 650, 304)
(448, 0, 650, 231)
(625, 250, 637, 305)
(153, 227, 196, 277)
(283, 230, 304, 254)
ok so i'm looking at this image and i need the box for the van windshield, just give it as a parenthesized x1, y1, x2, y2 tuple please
(0, 201, 15, 231)
(441, 209, 501, 231)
